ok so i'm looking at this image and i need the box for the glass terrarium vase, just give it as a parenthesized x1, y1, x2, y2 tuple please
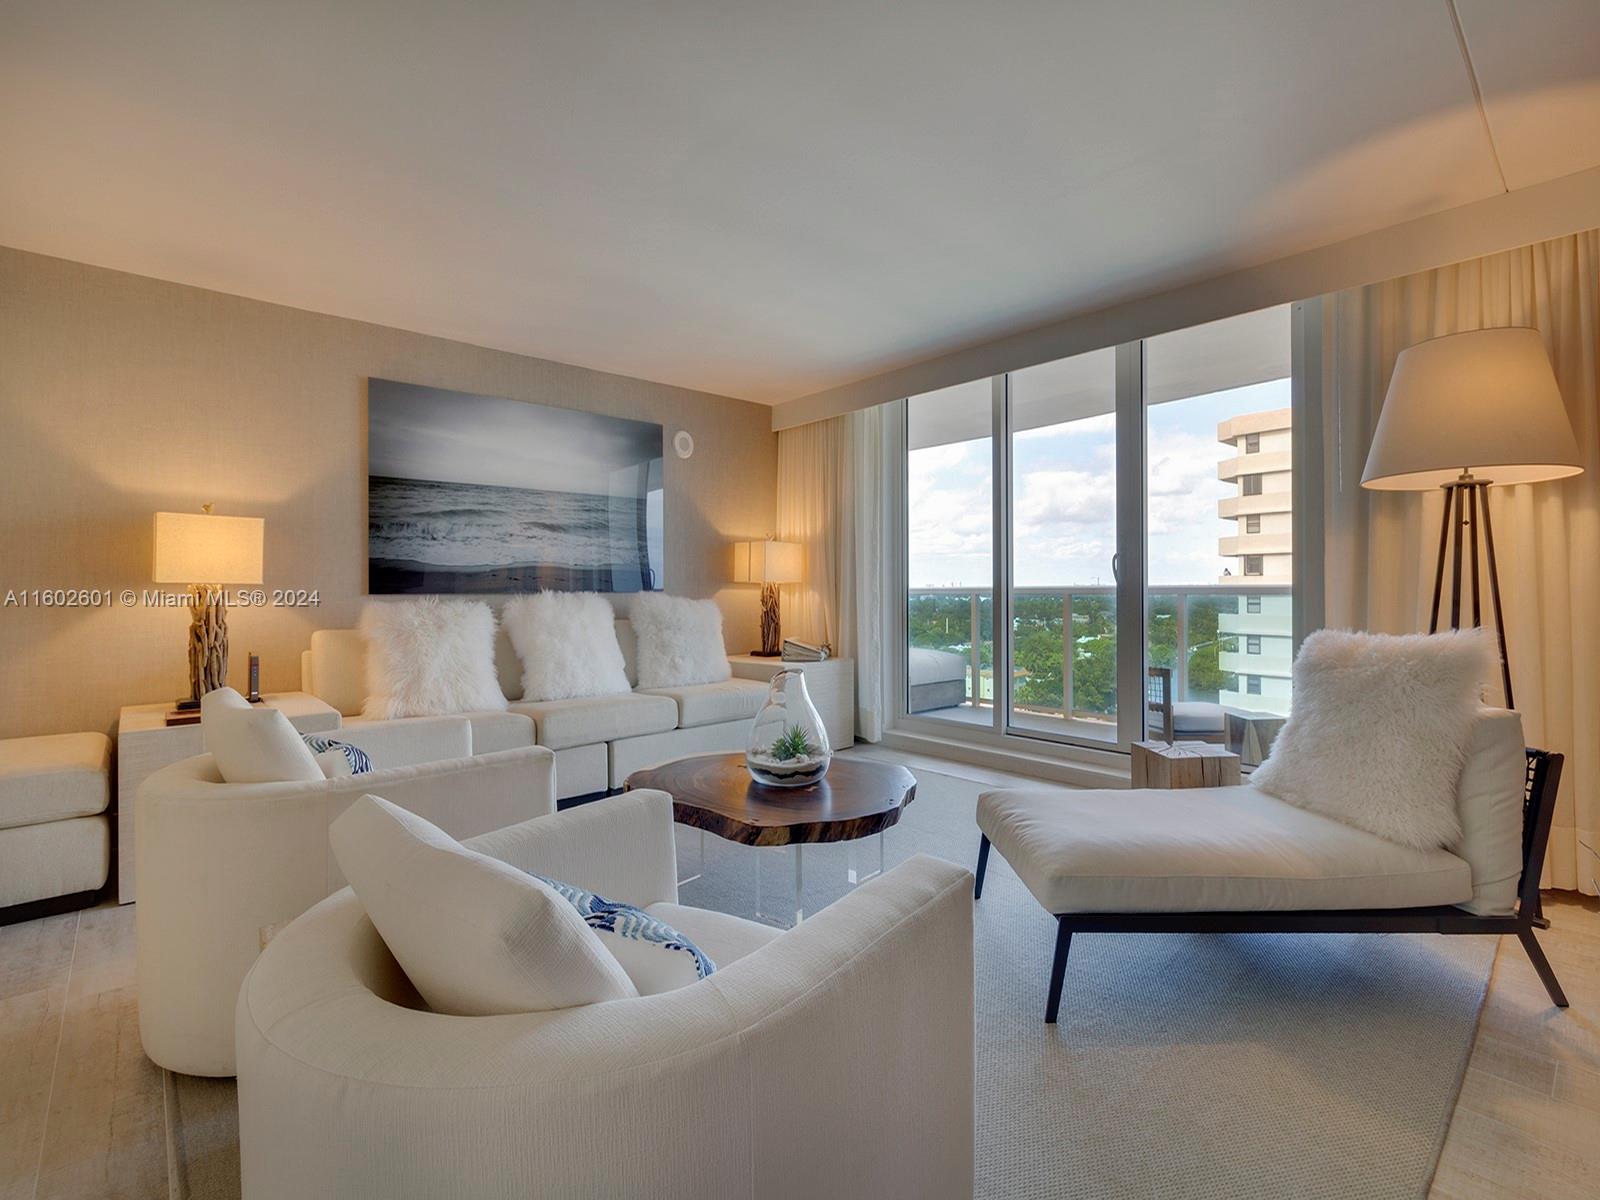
(746, 668, 832, 787)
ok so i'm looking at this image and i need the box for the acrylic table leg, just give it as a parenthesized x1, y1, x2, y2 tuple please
(847, 831, 886, 886)
(676, 825, 706, 888)
(755, 843, 805, 928)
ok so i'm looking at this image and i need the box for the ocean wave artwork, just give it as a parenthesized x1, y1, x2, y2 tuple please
(367, 379, 664, 594)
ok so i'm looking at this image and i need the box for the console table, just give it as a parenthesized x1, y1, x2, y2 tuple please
(115, 692, 340, 902)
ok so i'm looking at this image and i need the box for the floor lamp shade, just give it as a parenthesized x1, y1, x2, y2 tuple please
(732, 539, 802, 656)
(1361, 327, 1581, 490)
(1359, 328, 1583, 710)
(153, 510, 265, 707)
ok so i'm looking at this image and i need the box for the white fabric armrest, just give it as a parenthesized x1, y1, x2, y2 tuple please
(466, 789, 678, 908)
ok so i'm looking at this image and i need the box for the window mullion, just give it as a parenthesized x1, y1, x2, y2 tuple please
(1114, 341, 1147, 749)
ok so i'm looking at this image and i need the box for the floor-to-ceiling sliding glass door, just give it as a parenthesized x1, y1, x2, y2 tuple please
(1004, 348, 1120, 742)
(905, 379, 996, 727)
(897, 302, 1312, 761)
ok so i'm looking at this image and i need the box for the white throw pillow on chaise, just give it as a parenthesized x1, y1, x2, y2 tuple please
(200, 687, 324, 784)
(329, 795, 636, 1016)
(501, 592, 631, 702)
(1251, 628, 1496, 850)
(629, 594, 732, 689)
(359, 598, 508, 719)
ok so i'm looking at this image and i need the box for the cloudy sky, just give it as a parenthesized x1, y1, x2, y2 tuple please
(368, 379, 662, 494)
(908, 378, 1290, 589)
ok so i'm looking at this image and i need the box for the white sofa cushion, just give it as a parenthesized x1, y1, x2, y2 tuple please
(646, 901, 782, 968)
(1251, 628, 1496, 849)
(976, 784, 1474, 914)
(359, 598, 508, 720)
(329, 795, 636, 1016)
(535, 875, 715, 995)
(502, 592, 631, 702)
(510, 693, 679, 750)
(641, 679, 768, 728)
(629, 594, 733, 689)
(1451, 709, 1528, 915)
(306, 628, 369, 717)
(201, 688, 324, 784)
(0, 816, 110, 907)
(0, 732, 111, 830)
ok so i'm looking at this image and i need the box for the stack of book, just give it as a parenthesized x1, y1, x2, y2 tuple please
(781, 638, 828, 662)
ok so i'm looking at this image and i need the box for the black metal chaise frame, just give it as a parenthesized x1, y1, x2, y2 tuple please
(974, 749, 1569, 1023)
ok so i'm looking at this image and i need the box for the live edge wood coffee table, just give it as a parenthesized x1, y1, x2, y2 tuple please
(624, 753, 916, 926)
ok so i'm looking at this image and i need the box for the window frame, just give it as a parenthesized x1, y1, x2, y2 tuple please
(888, 302, 1323, 763)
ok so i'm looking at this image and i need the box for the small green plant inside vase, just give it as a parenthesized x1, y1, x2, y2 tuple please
(768, 724, 819, 762)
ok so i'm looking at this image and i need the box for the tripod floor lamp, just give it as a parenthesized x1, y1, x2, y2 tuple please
(1360, 327, 1582, 709)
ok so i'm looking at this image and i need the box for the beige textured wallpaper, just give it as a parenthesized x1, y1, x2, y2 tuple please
(0, 246, 777, 738)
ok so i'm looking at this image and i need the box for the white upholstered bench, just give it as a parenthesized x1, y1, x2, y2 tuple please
(0, 732, 112, 922)
(974, 709, 1568, 1022)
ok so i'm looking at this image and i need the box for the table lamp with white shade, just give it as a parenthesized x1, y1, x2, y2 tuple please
(1361, 327, 1582, 707)
(732, 538, 803, 657)
(153, 505, 265, 708)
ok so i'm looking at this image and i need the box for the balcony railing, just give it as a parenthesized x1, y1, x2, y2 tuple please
(907, 584, 1292, 724)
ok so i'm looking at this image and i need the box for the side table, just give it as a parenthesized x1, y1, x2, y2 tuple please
(115, 692, 340, 902)
(1130, 740, 1242, 789)
(727, 655, 855, 750)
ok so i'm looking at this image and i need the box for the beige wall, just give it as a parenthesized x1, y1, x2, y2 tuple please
(0, 246, 777, 738)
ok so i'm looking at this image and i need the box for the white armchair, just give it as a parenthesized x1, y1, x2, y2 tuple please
(236, 791, 976, 1200)
(137, 720, 556, 1077)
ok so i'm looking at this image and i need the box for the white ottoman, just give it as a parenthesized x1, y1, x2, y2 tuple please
(0, 732, 112, 918)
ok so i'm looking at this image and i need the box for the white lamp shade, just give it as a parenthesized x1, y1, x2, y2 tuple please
(1361, 327, 1582, 491)
(152, 512, 265, 584)
(732, 540, 803, 585)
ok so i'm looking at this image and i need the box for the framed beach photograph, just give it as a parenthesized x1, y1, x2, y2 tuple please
(367, 379, 664, 594)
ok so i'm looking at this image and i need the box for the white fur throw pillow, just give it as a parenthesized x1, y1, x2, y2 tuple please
(501, 592, 631, 702)
(359, 598, 508, 719)
(1251, 628, 1496, 849)
(629, 594, 732, 689)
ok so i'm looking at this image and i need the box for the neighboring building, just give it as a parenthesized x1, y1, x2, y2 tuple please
(1216, 407, 1292, 583)
(1217, 406, 1292, 713)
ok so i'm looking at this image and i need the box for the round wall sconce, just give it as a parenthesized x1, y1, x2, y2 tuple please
(673, 430, 695, 459)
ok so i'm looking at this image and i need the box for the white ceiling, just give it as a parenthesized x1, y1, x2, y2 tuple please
(3, 2, 1597, 405)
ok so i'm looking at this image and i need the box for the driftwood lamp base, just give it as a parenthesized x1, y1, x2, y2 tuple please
(176, 583, 230, 708)
(754, 582, 782, 657)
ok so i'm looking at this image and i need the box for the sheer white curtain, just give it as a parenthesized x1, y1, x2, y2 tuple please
(1325, 230, 1600, 894)
(775, 407, 888, 741)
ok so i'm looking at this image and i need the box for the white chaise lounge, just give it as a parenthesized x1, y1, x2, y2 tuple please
(974, 708, 1568, 1022)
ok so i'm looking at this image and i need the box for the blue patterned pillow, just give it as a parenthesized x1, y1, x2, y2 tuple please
(534, 874, 714, 995)
(302, 734, 373, 776)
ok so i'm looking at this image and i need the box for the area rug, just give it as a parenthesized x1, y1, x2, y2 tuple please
(170, 759, 1493, 1199)
(678, 761, 1495, 1200)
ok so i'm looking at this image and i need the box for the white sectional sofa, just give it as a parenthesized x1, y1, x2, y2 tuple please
(302, 619, 771, 800)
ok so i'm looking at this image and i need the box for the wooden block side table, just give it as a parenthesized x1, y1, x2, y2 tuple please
(1131, 740, 1242, 789)
(115, 692, 340, 902)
